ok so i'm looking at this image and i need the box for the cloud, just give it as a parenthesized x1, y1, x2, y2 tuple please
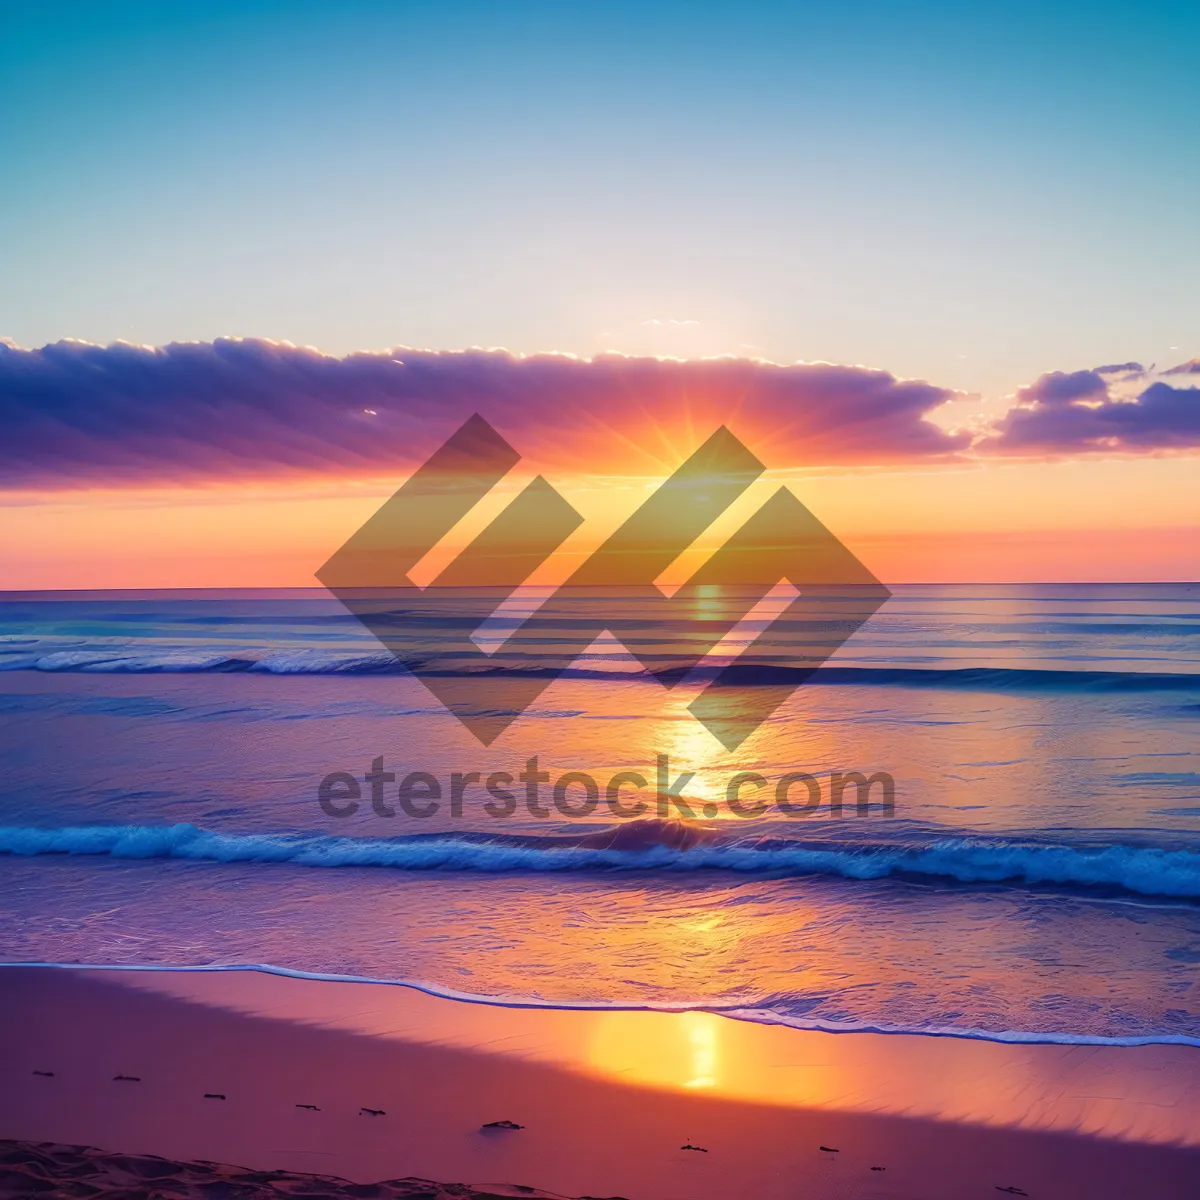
(1164, 358, 1200, 376)
(1092, 362, 1145, 377)
(980, 365, 1200, 455)
(1020, 369, 1110, 405)
(0, 338, 967, 489)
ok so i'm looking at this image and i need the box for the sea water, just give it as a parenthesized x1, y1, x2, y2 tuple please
(1, 584, 1198, 1045)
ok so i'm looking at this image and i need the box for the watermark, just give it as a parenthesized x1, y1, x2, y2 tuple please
(317, 415, 889, 750)
(317, 755, 895, 820)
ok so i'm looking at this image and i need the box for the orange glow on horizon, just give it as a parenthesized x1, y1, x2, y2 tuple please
(0, 443, 1197, 590)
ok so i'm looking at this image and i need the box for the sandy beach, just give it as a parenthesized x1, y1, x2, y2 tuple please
(2, 964, 1199, 1199)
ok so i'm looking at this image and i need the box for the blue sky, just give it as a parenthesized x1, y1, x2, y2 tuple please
(2, 0, 1198, 397)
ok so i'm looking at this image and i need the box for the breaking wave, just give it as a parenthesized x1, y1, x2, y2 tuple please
(1, 647, 1197, 694)
(5, 821, 1200, 899)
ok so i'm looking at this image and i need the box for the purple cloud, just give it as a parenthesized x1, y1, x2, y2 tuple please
(1164, 358, 1200, 376)
(0, 338, 967, 489)
(1021, 369, 1110, 405)
(981, 366, 1200, 455)
(1092, 362, 1145, 377)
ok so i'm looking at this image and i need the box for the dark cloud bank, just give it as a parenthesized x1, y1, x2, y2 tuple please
(0, 339, 1196, 489)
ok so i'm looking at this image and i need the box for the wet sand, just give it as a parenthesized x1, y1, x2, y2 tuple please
(2, 965, 1199, 1199)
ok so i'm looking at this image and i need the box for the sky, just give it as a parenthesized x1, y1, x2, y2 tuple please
(1, 0, 1198, 586)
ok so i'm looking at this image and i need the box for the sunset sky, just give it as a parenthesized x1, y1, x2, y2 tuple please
(2, 0, 1198, 587)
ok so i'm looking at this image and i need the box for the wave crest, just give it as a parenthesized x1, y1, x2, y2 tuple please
(4, 821, 1200, 899)
(2, 649, 1198, 694)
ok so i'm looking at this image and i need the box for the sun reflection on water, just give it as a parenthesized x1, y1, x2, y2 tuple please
(682, 1010, 718, 1088)
(586, 1008, 725, 1093)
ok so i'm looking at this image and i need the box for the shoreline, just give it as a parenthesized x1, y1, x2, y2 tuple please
(9, 958, 1200, 1051)
(3, 965, 1200, 1199)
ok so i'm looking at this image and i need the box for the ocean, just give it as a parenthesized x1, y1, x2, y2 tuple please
(2, 583, 1199, 1047)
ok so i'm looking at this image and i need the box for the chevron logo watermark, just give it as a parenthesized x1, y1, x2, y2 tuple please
(317, 414, 889, 749)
